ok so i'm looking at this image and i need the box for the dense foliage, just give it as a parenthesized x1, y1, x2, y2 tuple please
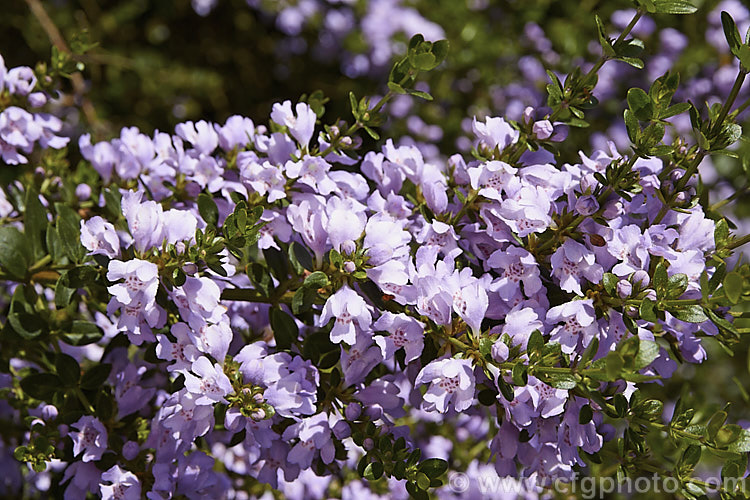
(2, 1, 750, 499)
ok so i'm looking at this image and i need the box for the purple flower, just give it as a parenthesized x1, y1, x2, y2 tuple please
(488, 245, 543, 299)
(62, 461, 101, 499)
(550, 239, 603, 296)
(285, 156, 336, 194)
(80, 216, 120, 258)
(341, 336, 383, 386)
(373, 312, 424, 362)
(574, 194, 599, 216)
(99, 465, 141, 500)
(318, 285, 373, 345)
(533, 120, 554, 140)
(502, 306, 544, 350)
(184, 356, 233, 405)
(175, 120, 219, 155)
(607, 224, 651, 276)
(467, 160, 517, 201)
(283, 413, 336, 468)
(472, 116, 519, 151)
(121, 190, 165, 252)
(114, 363, 156, 418)
(239, 158, 287, 202)
(415, 358, 476, 413)
(546, 300, 598, 354)
(106, 259, 159, 308)
(4, 66, 36, 95)
(325, 196, 367, 252)
(271, 100, 317, 148)
(70, 416, 108, 462)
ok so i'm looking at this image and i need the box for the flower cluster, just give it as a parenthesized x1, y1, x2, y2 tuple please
(1, 5, 750, 498)
(0, 55, 68, 165)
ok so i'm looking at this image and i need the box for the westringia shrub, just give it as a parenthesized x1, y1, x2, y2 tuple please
(2, 2, 750, 499)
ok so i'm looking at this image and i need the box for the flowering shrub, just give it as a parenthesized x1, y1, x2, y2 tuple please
(2, 1, 750, 499)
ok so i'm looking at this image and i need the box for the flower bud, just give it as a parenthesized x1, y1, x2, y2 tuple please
(363, 405, 383, 420)
(182, 263, 198, 275)
(616, 280, 632, 299)
(332, 420, 351, 439)
(532, 120, 554, 140)
(341, 240, 356, 255)
(631, 270, 650, 288)
(522, 106, 535, 124)
(28, 92, 47, 107)
(363, 437, 375, 451)
(41, 404, 58, 421)
(575, 194, 599, 216)
(122, 441, 140, 461)
(491, 341, 509, 363)
(344, 402, 361, 420)
(75, 184, 92, 201)
(343, 261, 356, 273)
(602, 200, 622, 219)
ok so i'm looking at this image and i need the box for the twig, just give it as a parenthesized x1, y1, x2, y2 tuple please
(24, 0, 103, 134)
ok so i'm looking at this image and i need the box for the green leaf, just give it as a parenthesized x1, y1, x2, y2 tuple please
(634, 339, 660, 370)
(602, 273, 618, 295)
(639, 297, 657, 322)
(55, 353, 81, 386)
(680, 445, 702, 470)
(545, 372, 577, 390)
(724, 272, 743, 304)
(511, 363, 528, 386)
(406, 88, 433, 101)
(727, 429, 750, 453)
(411, 52, 437, 71)
(54, 274, 75, 309)
(8, 312, 46, 340)
(80, 363, 112, 390)
(363, 126, 380, 140)
(653, 262, 668, 294)
(61, 320, 105, 346)
(722, 11, 743, 55)
(651, 0, 698, 14)
(431, 40, 449, 65)
(290, 242, 313, 272)
(667, 273, 689, 298)
(363, 461, 384, 480)
(708, 410, 729, 438)
(20, 373, 62, 400)
(263, 247, 289, 281)
(670, 305, 709, 323)
(618, 57, 644, 69)
(269, 307, 299, 350)
(387, 82, 406, 94)
(0, 227, 30, 280)
(624, 109, 641, 144)
(419, 458, 448, 480)
(349, 92, 359, 119)
(304, 271, 329, 289)
(627, 88, 654, 121)
(579, 404, 594, 424)
(661, 102, 691, 119)
(594, 15, 615, 57)
(198, 193, 219, 227)
(527, 330, 544, 356)
(56, 204, 85, 263)
(25, 189, 48, 261)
